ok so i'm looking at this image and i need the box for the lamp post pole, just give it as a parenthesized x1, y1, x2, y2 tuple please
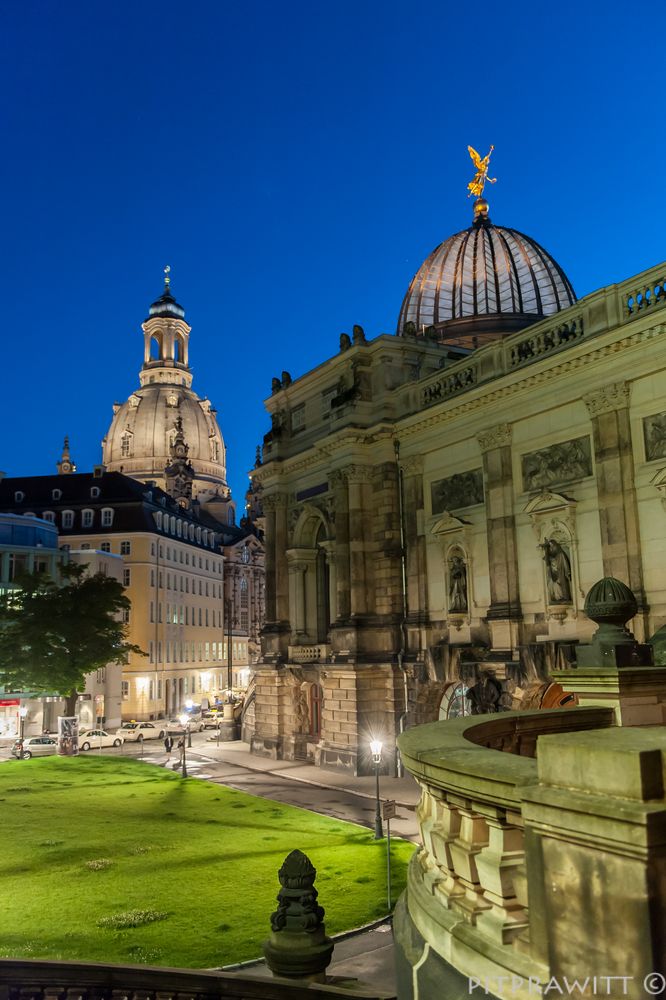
(18, 706, 28, 761)
(225, 597, 233, 696)
(179, 714, 189, 777)
(370, 740, 383, 840)
(184, 699, 193, 747)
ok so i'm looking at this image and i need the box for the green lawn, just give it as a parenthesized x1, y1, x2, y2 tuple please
(0, 756, 414, 968)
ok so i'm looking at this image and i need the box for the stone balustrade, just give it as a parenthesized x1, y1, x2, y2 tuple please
(393, 706, 665, 999)
(288, 644, 331, 663)
(622, 264, 666, 319)
(0, 959, 392, 999)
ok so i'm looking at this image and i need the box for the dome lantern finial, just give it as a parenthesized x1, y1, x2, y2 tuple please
(467, 144, 496, 202)
(163, 264, 171, 289)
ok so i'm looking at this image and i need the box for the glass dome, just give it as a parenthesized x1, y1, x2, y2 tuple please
(397, 200, 576, 349)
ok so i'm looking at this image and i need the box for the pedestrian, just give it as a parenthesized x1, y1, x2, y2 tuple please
(177, 737, 185, 764)
(164, 734, 174, 763)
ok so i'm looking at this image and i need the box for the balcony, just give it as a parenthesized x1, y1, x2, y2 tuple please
(288, 644, 330, 663)
(395, 706, 666, 998)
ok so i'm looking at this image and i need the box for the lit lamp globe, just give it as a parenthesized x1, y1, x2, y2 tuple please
(179, 714, 189, 728)
(370, 739, 383, 763)
(185, 699, 194, 711)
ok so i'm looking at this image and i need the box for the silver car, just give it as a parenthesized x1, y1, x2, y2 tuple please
(11, 736, 58, 759)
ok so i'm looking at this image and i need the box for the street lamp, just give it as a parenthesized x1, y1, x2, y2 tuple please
(179, 713, 189, 777)
(18, 706, 28, 761)
(370, 739, 383, 839)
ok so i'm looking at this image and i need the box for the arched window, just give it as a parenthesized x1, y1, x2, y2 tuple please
(52, 488, 62, 501)
(438, 682, 471, 720)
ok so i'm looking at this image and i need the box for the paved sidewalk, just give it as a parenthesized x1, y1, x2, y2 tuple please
(193, 738, 421, 807)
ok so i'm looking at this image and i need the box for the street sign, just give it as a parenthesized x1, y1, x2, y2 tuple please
(383, 799, 397, 820)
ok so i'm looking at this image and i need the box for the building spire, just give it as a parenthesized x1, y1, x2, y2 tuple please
(164, 264, 171, 290)
(57, 436, 76, 475)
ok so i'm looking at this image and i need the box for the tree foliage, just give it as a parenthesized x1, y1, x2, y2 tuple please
(0, 563, 144, 713)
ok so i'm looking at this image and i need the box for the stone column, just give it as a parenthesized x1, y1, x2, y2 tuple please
(274, 493, 289, 626)
(477, 423, 522, 652)
(401, 455, 428, 653)
(346, 465, 371, 616)
(262, 493, 278, 624)
(286, 551, 308, 640)
(330, 470, 350, 620)
(583, 381, 648, 636)
(318, 540, 337, 631)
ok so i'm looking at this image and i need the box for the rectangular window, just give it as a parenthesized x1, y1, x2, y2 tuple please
(96, 668, 106, 683)
(149, 641, 154, 664)
(62, 511, 74, 529)
(81, 543, 90, 550)
(158, 641, 162, 662)
(151, 569, 155, 587)
(185, 578, 189, 593)
(82, 510, 94, 528)
(101, 509, 114, 527)
(150, 602, 154, 623)
(120, 541, 131, 555)
(122, 607, 130, 624)
(157, 679, 162, 700)
(185, 643, 189, 662)
(184, 677, 188, 695)
(159, 571, 163, 587)
(158, 602, 163, 623)
(121, 680, 129, 700)
(166, 603, 170, 623)
(198, 608, 202, 626)
(179, 605, 184, 624)
(291, 404, 306, 432)
(149, 679, 155, 701)
(205, 641, 210, 661)
(101, 542, 111, 553)
(205, 608, 209, 626)
(198, 674, 203, 691)
(166, 641, 170, 663)
(198, 643, 202, 662)
(151, 542, 156, 556)
(123, 568, 131, 587)
(167, 547, 171, 560)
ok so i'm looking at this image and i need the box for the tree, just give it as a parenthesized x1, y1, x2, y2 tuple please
(0, 563, 144, 716)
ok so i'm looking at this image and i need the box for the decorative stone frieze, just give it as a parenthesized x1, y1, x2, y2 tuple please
(262, 492, 288, 512)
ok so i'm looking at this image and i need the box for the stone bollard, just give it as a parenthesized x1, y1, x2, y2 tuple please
(263, 849, 334, 982)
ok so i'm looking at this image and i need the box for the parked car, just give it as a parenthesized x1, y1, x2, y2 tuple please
(115, 722, 165, 742)
(201, 712, 222, 729)
(79, 729, 123, 751)
(166, 716, 205, 733)
(11, 736, 57, 759)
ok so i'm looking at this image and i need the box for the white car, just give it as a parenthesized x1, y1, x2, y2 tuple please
(166, 716, 205, 734)
(116, 722, 166, 742)
(78, 729, 123, 751)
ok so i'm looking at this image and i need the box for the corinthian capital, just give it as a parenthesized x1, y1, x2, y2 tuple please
(583, 381, 631, 417)
(344, 464, 374, 484)
(400, 454, 424, 476)
(262, 491, 288, 512)
(476, 423, 512, 453)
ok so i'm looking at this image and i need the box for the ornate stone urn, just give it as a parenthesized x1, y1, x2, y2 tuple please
(577, 577, 652, 668)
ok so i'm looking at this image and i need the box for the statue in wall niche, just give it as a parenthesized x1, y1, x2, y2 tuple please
(448, 555, 468, 613)
(540, 537, 572, 604)
(295, 688, 310, 733)
(467, 672, 502, 714)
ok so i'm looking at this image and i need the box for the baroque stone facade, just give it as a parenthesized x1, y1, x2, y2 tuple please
(250, 200, 666, 774)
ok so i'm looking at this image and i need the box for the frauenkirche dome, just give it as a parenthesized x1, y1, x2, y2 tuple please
(102, 273, 228, 503)
(397, 197, 576, 350)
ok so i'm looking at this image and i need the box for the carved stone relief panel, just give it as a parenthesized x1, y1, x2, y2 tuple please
(431, 469, 484, 515)
(643, 411, 666, 461)
(521, 436, 592, 492)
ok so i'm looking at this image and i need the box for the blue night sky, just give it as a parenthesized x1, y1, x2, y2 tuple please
(1, 1, 663, 506)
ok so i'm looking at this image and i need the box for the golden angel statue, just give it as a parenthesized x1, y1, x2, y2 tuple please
(467, 145, 496, 198)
